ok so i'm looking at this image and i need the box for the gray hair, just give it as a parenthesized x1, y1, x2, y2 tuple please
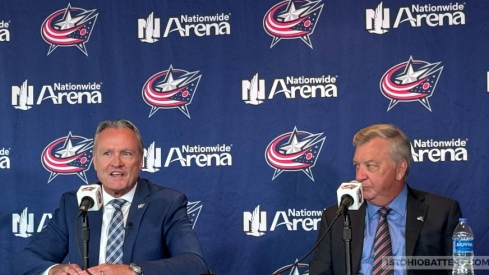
(93, 119, 144, 156)
(353, 124, 412, 175)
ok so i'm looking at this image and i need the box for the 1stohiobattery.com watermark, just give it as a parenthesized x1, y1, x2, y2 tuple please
(380, 256, 489, 270)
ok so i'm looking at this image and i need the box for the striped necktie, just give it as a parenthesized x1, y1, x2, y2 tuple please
(105, 199, 127, 264)
(373, 206, 394, 275)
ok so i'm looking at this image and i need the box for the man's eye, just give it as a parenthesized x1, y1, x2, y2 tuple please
(367, 164, 379, 172)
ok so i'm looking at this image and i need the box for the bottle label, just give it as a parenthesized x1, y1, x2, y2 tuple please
(454, 239, 474, 253)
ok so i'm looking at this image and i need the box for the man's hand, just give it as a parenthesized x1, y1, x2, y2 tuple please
(84, 263, 134, 275)
(48, 263, 84, 275)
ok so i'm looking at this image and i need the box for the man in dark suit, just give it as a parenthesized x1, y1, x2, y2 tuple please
(309, 124, 462, 275)
(14, 119, 207, 275)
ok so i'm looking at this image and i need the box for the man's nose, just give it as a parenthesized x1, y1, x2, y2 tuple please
(355, 165, 367, 182)
(111, 154, 123, 167)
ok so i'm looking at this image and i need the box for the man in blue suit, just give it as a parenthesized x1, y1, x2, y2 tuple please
(14, 119, 207, 275)
(309, 124, 461, 275)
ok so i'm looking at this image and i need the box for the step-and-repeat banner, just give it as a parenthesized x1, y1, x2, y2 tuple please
(1, 0, 489, 274)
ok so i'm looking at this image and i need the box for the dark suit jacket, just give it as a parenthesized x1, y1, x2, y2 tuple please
(14, 178, 207, 275)
(309, 186, 462, 275)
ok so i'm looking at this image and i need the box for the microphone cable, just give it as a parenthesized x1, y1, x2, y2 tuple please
(271, 213, 340, 275)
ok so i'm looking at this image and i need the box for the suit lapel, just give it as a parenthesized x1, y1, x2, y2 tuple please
(351, 204, 366, 274)
(405, 187, 428, 256)
(123, 178, 150, 263)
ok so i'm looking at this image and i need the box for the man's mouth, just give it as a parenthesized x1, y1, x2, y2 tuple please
(110, 171, 124, 177)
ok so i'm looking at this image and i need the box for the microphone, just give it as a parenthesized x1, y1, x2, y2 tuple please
(77, 184, 103, 216)
(125, 222, 133, 230)
(336, 180, 364, 216)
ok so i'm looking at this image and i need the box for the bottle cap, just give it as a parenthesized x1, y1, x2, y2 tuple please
(459, 217, 467, 222)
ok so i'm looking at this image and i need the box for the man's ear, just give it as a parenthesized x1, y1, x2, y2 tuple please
(396, 159, 408, 180)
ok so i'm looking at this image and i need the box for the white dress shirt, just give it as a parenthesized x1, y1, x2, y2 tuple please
(98, 183, 137, 264)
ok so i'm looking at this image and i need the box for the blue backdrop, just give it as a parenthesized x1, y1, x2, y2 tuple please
(1, 0, 489, 274)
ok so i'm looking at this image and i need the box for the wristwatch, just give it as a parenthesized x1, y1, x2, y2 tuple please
(129, 263, 142, 275)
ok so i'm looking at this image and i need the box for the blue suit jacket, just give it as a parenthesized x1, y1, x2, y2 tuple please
(309, 186, 462, 275)
(14, 178, 207, 275)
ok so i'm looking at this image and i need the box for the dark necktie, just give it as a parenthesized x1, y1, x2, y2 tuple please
(106, 199, 127, 264)
(373, 206, 394, 275)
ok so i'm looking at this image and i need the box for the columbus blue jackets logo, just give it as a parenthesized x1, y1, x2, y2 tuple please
(265, 127, 325, 181)
(380, 56, 443, 111)
(142, 65, 202, 119)
(41, 132, 93, 183)
(263, 0, 324, 49)
(272, 262, 309, 275)
(41, 4, 98, 56)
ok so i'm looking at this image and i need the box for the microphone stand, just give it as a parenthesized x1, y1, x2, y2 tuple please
(342, 209, 352, 275)
(81, 212, 90, 270)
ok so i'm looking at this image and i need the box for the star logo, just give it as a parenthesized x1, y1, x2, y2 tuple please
(263, 0, 324, 49)
(265, 127, 326, 181)
(142, 65, 202, 119)
(380, 56, 443, 111)
(272, 262, 309, 275)
(41, 3, 98, 56)
(41, 132, 93, 183)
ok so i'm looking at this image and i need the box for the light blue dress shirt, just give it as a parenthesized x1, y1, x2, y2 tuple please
(358, 184, 408, 275)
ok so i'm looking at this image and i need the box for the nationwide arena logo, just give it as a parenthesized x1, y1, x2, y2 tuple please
(141, 142, 232, 168)
(41, 132, 93, 184)
(11, 80, 103, 110)
(366, 1, 465, 34)
(138, 12, 230, 42)
(0, 20, 10, 42)
(41, 3, 98, 56)
(243, 205, 323, 237)
(142, 65, 202, 119)
(0, 147, 10, 169)
(164, 143, 232, 167)
(142, 141, 161, 173)
(411, 137, 468, 162)
(242, 73, 338, 105)
(380, 56, 443, 111)
(12, 207, 52, 238)
(265, 127, 325, 181)
(263, 0, 324, 49)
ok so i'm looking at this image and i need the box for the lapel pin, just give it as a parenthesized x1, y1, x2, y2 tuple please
(138, 203, 145, 209)
(417, 216, 424, 222)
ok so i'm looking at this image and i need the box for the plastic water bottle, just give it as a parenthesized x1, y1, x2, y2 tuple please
(452, 218, 474, 275)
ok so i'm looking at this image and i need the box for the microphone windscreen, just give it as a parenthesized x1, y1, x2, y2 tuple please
(76, 184, 103, 211)
(336, 180, 364, 210)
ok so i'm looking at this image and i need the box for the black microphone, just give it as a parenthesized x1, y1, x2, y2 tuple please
(337, 194, 354, 216)
(125, 222, 133, 230)
(78, 197, 95, 214)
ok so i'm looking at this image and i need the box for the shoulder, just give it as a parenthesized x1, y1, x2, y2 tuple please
(59, 189, 78, 207)
(139, 178, 188, 201)
(408, 186, 462, 218)
(409, 186, 459, 206)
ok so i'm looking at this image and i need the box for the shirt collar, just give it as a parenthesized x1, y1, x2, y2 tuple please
(102, 181, 138, 206)
(366, 183, 408, 220)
